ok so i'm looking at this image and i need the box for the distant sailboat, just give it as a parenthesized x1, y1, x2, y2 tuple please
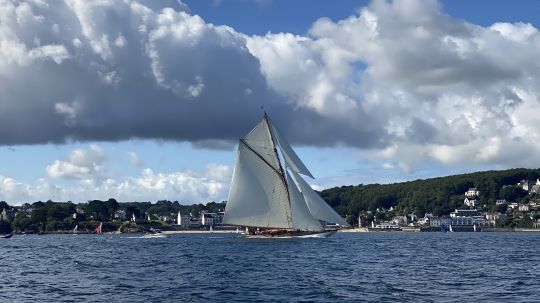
(73, 224, 79, 235)
(95, 222, 103, 235)
(223, 113, 350, 238)
(473, 224, 477, 232)
(449, 225, 454, 232)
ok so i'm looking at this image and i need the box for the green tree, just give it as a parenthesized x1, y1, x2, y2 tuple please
(0, 219, 12, 234)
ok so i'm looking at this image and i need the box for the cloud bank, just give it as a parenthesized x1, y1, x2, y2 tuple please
(1, 0, 540, 174)
(1, 145, 232, 204)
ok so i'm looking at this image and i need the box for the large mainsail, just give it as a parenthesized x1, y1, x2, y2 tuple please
(223, 113, 346, 231)
(224, 141, 292, 228)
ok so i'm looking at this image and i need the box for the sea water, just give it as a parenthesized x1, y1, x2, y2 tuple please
(1, 232, 539, 302)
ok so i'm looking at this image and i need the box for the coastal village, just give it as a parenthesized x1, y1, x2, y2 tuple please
(361, 179, 540, 232)
(2, 178, 540, 234)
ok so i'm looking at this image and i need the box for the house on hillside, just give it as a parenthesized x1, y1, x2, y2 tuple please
(464, 197, 478, 207)
(518, 204, 530, 212)
(465, 188, 480, 197)
(530, 179, 540, 194)
(485, 213, 507, 225)
(518, 180, 530, 191)
(496, 199, 507, 205)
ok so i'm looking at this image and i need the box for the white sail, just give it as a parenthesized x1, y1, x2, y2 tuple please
(286, 171, 324, 231)
(268, 119, 314, 178)
(291, 170, 350, 227)
(223, 141, 292, 229)
(243, 117, 280, 171)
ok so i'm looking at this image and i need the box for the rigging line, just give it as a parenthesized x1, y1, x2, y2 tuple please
(239, 139, 286, 183)
(264, 114, 293, 228)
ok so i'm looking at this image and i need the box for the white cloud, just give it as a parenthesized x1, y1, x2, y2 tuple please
(46, 145, 107, 179)
(1, 163, 231, 204)
(127, 151, 142, 166)
(246, 0, 540, 171)
(2, 0, 540, 178)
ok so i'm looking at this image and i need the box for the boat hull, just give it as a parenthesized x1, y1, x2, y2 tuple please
(243, 230, 337, 239)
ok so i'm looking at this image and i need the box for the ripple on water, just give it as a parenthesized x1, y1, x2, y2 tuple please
(2, 232, 540, 302)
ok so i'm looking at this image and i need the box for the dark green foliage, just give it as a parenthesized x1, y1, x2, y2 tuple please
(320, 168, 540, 218)
(0, 219, 11, 234)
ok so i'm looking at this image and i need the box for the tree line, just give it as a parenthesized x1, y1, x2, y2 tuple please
(0, 199, 226, 234)
(320, 168, 540, 222)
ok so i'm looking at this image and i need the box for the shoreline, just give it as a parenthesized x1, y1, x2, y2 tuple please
(9, 227, 540, 235)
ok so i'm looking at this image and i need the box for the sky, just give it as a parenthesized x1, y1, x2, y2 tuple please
(1, 0, 540, 204)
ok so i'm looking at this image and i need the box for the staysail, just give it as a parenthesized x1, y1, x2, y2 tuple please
(223, 113, 347, 231)
(290, 170, 350, 227)
(267, 118, 314, 178)
(286, 171, 323, 231)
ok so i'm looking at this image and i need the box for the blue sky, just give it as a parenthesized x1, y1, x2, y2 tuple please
(1, 0, 540, 204)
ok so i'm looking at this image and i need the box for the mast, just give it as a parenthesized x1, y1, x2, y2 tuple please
(264, 113, 293, 228)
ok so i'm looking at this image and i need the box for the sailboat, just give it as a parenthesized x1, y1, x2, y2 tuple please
(73, 224, 79, 235)
(449, 224, 454, 232)
(95, 222, 103, 235)
(473, 223, 477, 232)
(223, 113, 350, 238)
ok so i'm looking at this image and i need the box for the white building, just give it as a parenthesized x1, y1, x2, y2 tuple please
(176, 211, 191, 228)
(465, 188, 480, 197)
(508, 203, 519, 210)
(200, 212, 224, 226)
(518, 204, 530, 212)
(393, 215, 408, 226)
(496, 199, 507, 205)
(431, 209, 490, 227)
(464, 197, 478, 207)
(530, 180, 540, 194)
(518, 180, 530, 192)
(375, 221, 400, 229)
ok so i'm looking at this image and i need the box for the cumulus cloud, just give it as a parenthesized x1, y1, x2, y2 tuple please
(46, 144, 106, 179)
(248, 0, 540, 170)
(1, 163, 231, 204)
(2, 0, 540, 173)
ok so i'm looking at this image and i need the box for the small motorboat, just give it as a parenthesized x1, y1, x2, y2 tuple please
(141, 228, 166, 238)
(0, 234, 13, 239)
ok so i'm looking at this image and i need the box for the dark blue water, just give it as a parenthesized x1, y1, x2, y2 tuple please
(1, 232, 539, 302)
